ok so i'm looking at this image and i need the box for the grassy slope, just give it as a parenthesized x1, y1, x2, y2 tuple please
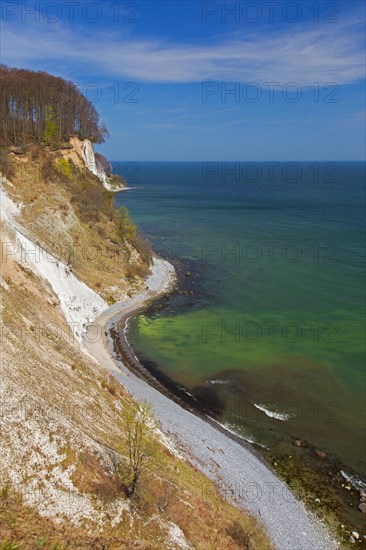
(0, 146, 272, 549)
(4, 144, 150, 303)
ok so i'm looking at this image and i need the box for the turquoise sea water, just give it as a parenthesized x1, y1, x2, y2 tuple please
(114, 161, 366, 477)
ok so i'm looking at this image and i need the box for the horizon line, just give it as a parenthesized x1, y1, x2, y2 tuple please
(108, 159, 366, 163)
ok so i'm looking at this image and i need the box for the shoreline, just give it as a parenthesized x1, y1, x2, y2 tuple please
(109, 292, 273, 463)
(109, 308, 272, 466)
(116, 276, 366, 540)
(84, 256, 337, 550)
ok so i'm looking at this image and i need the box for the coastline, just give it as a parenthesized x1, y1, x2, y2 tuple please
(84, 256, 338, 550)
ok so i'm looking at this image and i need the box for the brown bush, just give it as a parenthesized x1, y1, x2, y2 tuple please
(41, 157, 59, 183)
(76, 452, 122, 501)
(29, 143, 45, 160)
(72, 182, 114, 223)
(226, 520, 254, 549)
(0, 148, 15, 179)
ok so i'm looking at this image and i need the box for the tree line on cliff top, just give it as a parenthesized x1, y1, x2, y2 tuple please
(0, 65, 109, 147)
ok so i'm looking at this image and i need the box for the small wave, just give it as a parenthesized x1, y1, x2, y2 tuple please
(123, 317, 139, 361)
(208, 416, 246, 439)
(177, 386, 196, 400)
(207, 379, 230, 385)
(254, 403, 291, 421)
(123, 316, 131, 335)
(243, 437, 269, 450)
(207, 417, 269, 449)
(340, 470, 366, 491)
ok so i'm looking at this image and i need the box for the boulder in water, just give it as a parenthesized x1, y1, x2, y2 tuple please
(313, 449, 327, 459)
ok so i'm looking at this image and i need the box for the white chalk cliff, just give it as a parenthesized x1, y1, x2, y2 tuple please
(68, 137, 125, 192)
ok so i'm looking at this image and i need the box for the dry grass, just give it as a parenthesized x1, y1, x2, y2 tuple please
(0, 486, 136, 549)
(0, 142, 273, 549)
(0, 239, 271, 547)
(4, 143, 151, 303)
(137, 452, 271, 550)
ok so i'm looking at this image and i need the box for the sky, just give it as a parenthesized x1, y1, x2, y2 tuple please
(1, 0, 365, 160)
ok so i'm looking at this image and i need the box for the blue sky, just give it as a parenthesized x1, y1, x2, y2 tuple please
(1, 0, 365, 160)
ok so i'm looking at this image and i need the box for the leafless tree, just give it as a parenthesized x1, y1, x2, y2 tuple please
(120, 401, 157, 497)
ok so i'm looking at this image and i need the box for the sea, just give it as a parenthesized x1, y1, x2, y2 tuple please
(113, 160, 366, 482)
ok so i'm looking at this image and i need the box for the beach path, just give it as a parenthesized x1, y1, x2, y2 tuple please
(84, 257, 338, 550)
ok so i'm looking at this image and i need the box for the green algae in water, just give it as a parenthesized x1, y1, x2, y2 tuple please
(116, 161, 366, 478)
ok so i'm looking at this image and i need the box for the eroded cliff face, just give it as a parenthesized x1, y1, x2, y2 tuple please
(1, 142, 150, 304)
(65, 137, 125, 191)
(0, 151, 269, 548)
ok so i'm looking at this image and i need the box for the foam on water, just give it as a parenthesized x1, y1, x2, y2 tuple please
(254, 403, 292, 421)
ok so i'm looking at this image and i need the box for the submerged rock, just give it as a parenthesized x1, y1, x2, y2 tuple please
(314, 449, 327, 459)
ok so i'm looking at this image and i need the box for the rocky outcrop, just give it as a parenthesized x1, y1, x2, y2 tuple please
(66, 137, 125, 192)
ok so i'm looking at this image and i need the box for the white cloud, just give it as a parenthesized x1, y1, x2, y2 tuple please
(1, 17, 365, 85)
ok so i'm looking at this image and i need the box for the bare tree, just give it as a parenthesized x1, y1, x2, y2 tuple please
(157, 480, 176, 512)
(120, 401, 157, 497)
